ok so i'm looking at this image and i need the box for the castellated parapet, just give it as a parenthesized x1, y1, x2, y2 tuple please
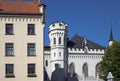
(49, 21, 68, 32)
(68, 48, 105, 54)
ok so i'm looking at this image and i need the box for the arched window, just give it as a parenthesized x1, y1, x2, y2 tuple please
(54, 53, 56, 57)
(83, 63, 88, 77)
(45, 60, 48, 66)
(69, 62, 75, 76)
(59, 52, 61, 56)
(96, 63, 100, 77)
(59, 37, 61, 44)
(53, 38, 56, 44)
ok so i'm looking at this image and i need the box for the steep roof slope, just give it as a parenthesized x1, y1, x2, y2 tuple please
(0, 1, 41, 15)
(67, 34, 106, 49)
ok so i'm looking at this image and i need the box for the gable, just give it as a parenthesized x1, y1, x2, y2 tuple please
(67, 34, 106, 49)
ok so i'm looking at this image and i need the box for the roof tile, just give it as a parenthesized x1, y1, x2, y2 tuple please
(0, 1, 41, 14)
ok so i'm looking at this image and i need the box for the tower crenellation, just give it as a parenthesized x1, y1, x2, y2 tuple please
(49, 21, 68, 32)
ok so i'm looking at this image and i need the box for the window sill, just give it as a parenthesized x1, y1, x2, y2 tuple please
(27, 74, 37, 77)
(27, 34, 36, 35)
(5, 74, 15, 78)
(5, 33, 14, 35)
(27, 55, 36, 57)
(5, 55, 15, 57)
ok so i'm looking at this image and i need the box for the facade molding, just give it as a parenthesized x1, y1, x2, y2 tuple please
(0, 16, 42, 22)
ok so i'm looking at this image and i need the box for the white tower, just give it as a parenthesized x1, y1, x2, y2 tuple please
(49, 21, 68, 73)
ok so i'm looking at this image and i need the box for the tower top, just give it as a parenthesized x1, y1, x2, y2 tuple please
(49, 21, 68, 32)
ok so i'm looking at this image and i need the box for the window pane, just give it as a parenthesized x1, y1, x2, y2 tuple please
(28, 24, 35, 35)
(6, 64, 14, 74)
(27, 43, 35, 56)
(6, 24, 13, 34)
(5, 43, 14, 56)
(28, 64, 35, 74)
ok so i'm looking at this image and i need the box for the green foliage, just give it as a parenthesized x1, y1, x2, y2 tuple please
(99, 41, 120, 81)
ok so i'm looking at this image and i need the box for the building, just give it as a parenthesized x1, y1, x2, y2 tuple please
(44, 21, 114, 81)
(0, 0, 45, 81)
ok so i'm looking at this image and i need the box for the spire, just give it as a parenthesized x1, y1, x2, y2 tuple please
(108, 23, 114, 46)
(109, 24, 114, 42)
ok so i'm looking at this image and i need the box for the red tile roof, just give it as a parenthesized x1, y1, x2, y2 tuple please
(0, 1, 41, 15)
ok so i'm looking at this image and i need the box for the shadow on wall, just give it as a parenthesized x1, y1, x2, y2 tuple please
(67, 73, 79, 81)
(51, 63, 66, 81)
(51, 63, 79, 81)
(44, 67, 50, 81)
(68, 62, 79, 81)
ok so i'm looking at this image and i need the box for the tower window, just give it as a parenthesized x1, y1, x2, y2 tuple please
(59, 52, 61, 56)
(45, 60, 48, 66)
(54, 53, 56, 57)
(53, 38, 56, 45)
(59, 37, 61, 44)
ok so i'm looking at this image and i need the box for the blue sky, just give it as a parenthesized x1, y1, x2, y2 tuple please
(27, 0, 120, 47)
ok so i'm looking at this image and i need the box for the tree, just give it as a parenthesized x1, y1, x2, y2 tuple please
(99, 41, 120, 81)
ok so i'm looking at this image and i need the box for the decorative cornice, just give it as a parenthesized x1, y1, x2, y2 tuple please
(0, 16, 42, 22)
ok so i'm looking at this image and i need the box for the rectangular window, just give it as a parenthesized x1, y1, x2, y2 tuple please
(28, 24, 35, 35)
(5, 24, 13, 35)
(5, 64, 15, 78)
(28, 64, 36, 77)
(27, 43, 36, 56)
(5, 43, 14, 56)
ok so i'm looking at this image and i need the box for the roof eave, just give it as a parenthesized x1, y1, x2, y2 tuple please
(0, 13, 43, 16)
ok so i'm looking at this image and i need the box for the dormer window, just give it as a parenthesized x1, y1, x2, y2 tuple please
(82, 38, 88, 53)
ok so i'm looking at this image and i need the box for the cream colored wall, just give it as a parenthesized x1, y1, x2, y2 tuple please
(0, 16, 44, 81)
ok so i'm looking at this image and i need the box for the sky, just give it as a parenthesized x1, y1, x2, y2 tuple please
(26, 0, 120, 47)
